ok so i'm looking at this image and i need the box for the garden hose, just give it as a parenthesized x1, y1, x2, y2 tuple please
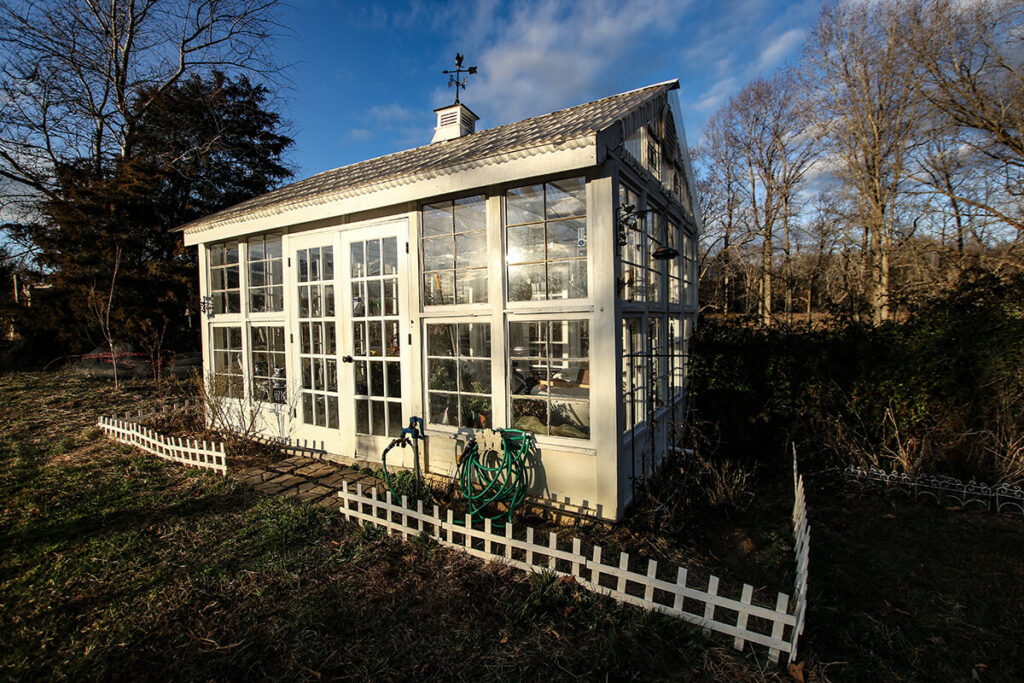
(380, 423, 531, 527)
(449, 429, 531, 527)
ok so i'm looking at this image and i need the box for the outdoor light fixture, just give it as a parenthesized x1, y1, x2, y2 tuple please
(652, 246, 679, 260)
(198, 295, 214, 317)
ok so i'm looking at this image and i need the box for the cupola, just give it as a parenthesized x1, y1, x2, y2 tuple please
(431, 102, 479, 143)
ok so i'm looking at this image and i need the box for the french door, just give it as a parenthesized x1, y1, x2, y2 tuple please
(290, 232, 342, 452)
(340, 222, 411, 458)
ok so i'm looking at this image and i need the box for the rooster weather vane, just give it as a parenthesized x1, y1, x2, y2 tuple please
(443, 53, 477, 104)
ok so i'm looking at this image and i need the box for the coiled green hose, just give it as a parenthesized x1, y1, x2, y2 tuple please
(452, 429, 530, 526)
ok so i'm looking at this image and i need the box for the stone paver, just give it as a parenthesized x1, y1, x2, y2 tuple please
(236, 456, 383, 513)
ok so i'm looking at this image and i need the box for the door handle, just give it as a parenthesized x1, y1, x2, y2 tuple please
(341, 355, 354, 363)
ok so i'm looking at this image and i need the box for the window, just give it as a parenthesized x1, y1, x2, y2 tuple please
(645, 206, 665, 304)
(251, 326, 286, 404)
(248, 235, 283, 312)
(422, 196, 487, 305)
(211, 326, 243, 398)
(667, 219, 681, 305)
(509, 320, 589, 439)
(426, 322, 491, 429)
(209, 242, 240, 314)
(619, 184, 645, 301)
(621, 317, 645, 431)
(668, 316, 689, 397)
(682, 232, 696, 307)
(506, 177, 587, 302)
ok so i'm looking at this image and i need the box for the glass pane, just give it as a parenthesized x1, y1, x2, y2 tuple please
(225, 243, 238, 264)
(506, 184, 544, 225)
(226, 267, 239, 290)
(310, 248, 320, 282)
(369, 320, 383, 356)
(315, 394, 326, 427)
(350, 242, 364, 278)
(211, 268, 225, 291)
(271, 259, 283, 285)
(323, 246, 334, 280)
(429, 392, 458, 425)
(423, 202, 453, 237)
(301, 358, 312, 389)
(507, 264, 546, 301)
(299, 286, 309, 318)
(367, 240, 381, 276)
(352, 281, 366, 317)
(387, 402, 402, 437)
(311, 322, 323, 354)
(386, 361, 401, 398)
(327, 396, 339, 429)
(506, 224, 544, 264)
(355, 361, 368, 395)
(509, 321, 547, 357)
(459, 359, 490, 394)
(370, 360, 384, 396)
(385, 321, 400, 357)
(366, 280, 381, 317)
(455, 231, 486, 270)
(298, 249, 308, 282)
(423, 271, 454, 306)
(249, 238, 264, 261)
(372, 401, 386, 435)
(454, 195, 486, 232)
(383, 279, 397, 316)
(313, 358, 324, 390)
(326, 359, 337, 392)
(511, 397, 547, 434)
(325, 284, 335, 317)
(382, 238, 397, 275)
(461, 396, 491, 429)
(210, 245, 224, 267)
(547, 218, 586, 261)
(266, 237, 282, 259)
(423, 236, 455, 271)
(428, 358, 457, 391)
(549, 361, 589, 399)
(310, 285, 322, 317)
(510, 360, 545, 396)
(227, 292, 240, 314)
(352, 321, 366, 356)
(456, 268, 487, 305)
(356, 399, 370, 433)
(546, 177, 586, 219)
(458, 323, 490, 358)
(303, 393, 313, 425)
(550, 400, 589, 439)
(427, 324, 456, 357)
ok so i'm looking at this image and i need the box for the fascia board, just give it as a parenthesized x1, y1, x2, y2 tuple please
(183, 138, 597, 246)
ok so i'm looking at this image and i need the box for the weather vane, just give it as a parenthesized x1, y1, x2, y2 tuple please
(443, 53, 477, 104)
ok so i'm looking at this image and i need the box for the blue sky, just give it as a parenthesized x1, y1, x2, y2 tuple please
(275, 0, 824, 179)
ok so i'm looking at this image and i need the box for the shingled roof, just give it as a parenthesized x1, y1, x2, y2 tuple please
(177, 79, 679, 235)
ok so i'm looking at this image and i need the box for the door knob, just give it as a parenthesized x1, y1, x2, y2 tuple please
(341, 355, 354, 363)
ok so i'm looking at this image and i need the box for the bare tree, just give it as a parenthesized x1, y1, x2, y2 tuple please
(801, 1, 923, 323)
(0, 0, 281, 212)
(88, 244, 122, 388)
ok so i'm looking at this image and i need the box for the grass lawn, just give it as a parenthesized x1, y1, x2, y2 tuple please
(0, 372, 769, 681)
(2, 371, 1022, 681)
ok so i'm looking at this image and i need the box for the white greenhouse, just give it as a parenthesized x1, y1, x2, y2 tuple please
(179, 80, 701, 521)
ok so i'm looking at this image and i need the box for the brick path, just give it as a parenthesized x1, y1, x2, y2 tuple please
(230, 455, 384, 509)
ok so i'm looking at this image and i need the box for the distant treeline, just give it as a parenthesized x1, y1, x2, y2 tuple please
(695, 0, 1024, 325)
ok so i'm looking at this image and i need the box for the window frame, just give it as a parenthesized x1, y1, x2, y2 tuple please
(420, 194, 489, 309)
(249, 323, 288, 405)
(246, 234, 284, 315)
(423, 318, 494, 431)
(208, 241, 241, 316)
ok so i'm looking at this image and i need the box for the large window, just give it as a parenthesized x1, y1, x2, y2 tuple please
(667, 219, 681, 305)
(251, 326, 286, 404)
(618, 184, 644, 301)
(248, 234, 283, 312)
(422, 196, 487, 305)
(506, 177, 587, 302)
(211, 326, 243, 398)
(209, 242, 240, 314)
(425, 322, 491, 428)
(509, 320, 589, 439)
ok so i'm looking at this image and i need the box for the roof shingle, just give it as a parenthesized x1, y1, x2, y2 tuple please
(178, 80, 678, 234)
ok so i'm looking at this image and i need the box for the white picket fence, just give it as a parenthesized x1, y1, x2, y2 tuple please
(336, 470, 811, 664)
(97, 415, 226, 476)
(790, 449, 810, 660)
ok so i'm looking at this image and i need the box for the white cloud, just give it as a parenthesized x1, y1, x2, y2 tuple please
(756, 28, 805, 72)
(450, 0, 685, 126)
(347, 128, 375, 142)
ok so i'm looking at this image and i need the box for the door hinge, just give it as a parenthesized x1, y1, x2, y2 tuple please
(408, 333, 412, 345)
(405, 241, 409, 254)
(290, 333, 294, 343)
(287, 257, 291, 267)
